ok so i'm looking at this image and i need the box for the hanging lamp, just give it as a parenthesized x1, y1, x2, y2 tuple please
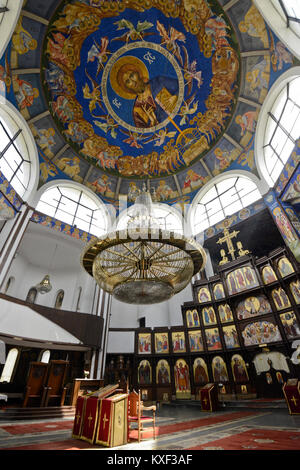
(81, 188, 206, 304)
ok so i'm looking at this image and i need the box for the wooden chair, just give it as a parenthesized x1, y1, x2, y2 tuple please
(22, 362, 49, 407)
(128, 389, 156, 443)
(42, 360, 69, 407)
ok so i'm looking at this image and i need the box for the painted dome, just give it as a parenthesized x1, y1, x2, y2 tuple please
(7, 0, 296, 209)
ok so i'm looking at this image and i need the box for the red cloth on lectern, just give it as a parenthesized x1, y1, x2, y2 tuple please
(200, 385, 218, 412)
(96, 398, 113, 446)
(283, 381, 300, 415)
(72, 396, 85, 438)
(80, 396, 99, 443)
(200, 388, 212, 411)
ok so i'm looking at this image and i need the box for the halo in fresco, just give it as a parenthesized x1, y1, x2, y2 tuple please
(41, 0, 240, 179)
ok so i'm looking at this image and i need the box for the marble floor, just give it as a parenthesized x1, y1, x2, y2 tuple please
(0, 402, 299, 454)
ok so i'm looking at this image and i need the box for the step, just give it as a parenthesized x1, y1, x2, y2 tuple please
(0, 406, 76, 421)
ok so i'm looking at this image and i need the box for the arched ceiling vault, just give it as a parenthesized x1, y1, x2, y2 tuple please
(4, 0, 298, 214)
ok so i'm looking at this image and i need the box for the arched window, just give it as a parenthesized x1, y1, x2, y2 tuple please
(39, 350, 51, 364)
(4, 276, 14, 294)
(255, 69, 300, 187)
(0, 347, 19, 383)
(190, 175, 262, 235)
(263, 76, 300, 185)
(254, 0, 300, 60)
(0, 1, 22, 60)
(35, 184, 109, 237)
(271, 0, 300, 38)
(117, 203, 183, 234)
(75, 286, 82, 312)
(54, 290, 64, 309)
(26, 287, 38, 304)
(0, 102, 39, 201)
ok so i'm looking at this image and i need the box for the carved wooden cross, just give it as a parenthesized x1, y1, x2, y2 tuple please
(217, 228, 240, 260)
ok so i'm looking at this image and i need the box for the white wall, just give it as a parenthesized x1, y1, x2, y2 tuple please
(0, 298, 81, 344)
(107, 331, 135, 354)
(2, 222, 97, 313)
(109, 282, 192, 329)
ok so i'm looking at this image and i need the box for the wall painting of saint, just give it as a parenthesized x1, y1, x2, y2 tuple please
(277, 257, 294, 278)
(154, 332, 169, 354)
(279, 311, 300, 339)
(223, 325, 240, 349)
(138, 360, 151, 385)
(271, 287, 291, 310)
(236, 295, 272, 320)
(172, 331, 186, 353)
(138, 333, 152, 354)
(261, 265, 277, 284)
(174, 359, 191, 399)
(198, 287, 211, 303)
(213, 283, 225, 300)
(205, 328, 222, 351)
(188, 330, 204, 352)
(226, 271, 238, 295)
(202, 306, 217, 326)
(212, 356, 229, 382)
(290, 280, 300, 304)
(242, 266, 259, 288)
(227, 266, 258, 295)
(156, 359, 170, 385)
(193, 358, 209, 384)
(186, 309, 200, 327)
(218, 303, 233, 323)
(231, 354, 249, 383)
(241, 319, 282, 346)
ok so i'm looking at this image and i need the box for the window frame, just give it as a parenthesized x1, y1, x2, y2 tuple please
(188, 172, 264, 236)
(0, 347, 20, 383)
(255, 67, 300, 188)
(254, 0, 300, 61)
(35, 181, 110, 237)
(116, 202, 184, 234)
(0, 100, 39, 202)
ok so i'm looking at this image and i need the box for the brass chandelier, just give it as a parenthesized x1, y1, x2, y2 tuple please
(81, 190, 206, 304)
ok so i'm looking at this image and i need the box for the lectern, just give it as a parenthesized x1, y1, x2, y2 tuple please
(95, 393, 128, 447)
(72, 384, 128, 446)
(200, 383, 218, 412)
(282, 379, 300, 415)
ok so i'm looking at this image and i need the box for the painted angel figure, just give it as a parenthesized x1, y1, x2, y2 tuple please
(113, 19, 154, 43)
(182, 46, 203, 95)
(179, 94, 198, 125)
(205, 15, 231, 50)
(87, 37, 110, 76)
(83, 69, 105, 112)
(156, 20, 185, 65)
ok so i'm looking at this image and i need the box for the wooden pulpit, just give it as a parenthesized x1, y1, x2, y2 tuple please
(22, 362, 49, 408)
(200, 383, 219, 412)
(282, 379, 300, 415)
(42, 360, 69, 407)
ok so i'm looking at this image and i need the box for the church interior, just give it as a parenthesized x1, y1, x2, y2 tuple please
(0, 0, 299, 454)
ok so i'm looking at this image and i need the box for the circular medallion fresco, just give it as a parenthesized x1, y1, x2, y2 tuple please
(42, 0, 240, 180)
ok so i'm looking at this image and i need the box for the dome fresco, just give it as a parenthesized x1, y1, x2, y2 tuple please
(5, 0, 298, 212)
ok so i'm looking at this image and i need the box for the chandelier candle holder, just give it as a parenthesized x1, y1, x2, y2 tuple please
(81, 190, 206, 304)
